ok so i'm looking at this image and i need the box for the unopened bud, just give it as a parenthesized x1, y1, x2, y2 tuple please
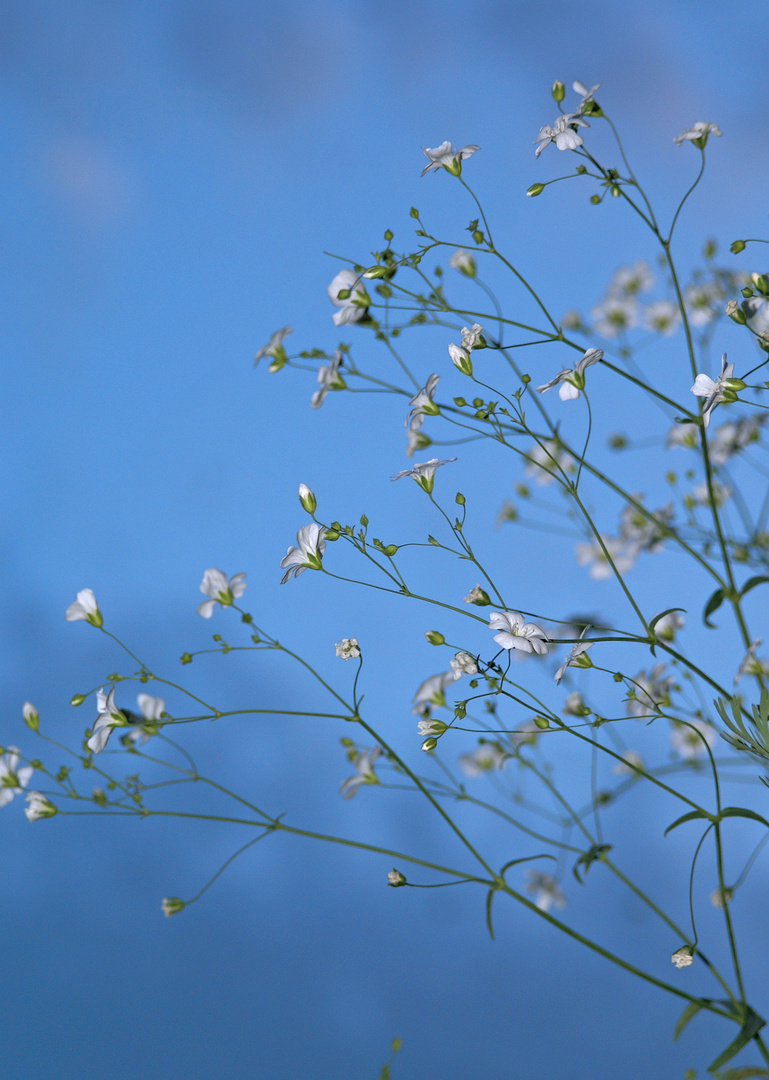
(724, 377, 746, 392)
(425, 631, 445, 645)
(752, 273, 769, 296)
(180, 653, 192, 665)
(730, 239, 746, 254)
(387, 868, 407, 887)
(590, 194, 601, 205)
(610, 184, 620, 197)
(297, 483, 317, 514)
(472, 230, 484, 244)
(421, 737, 438, 752)
(448, 343, 473, 376)
(162, 897, 185, 917)
(725, 300, 746, 323)
(70, 693, 86, 706)
(463, 584, 491, 606)
(22, 702, 39, 731)
(526, 183, 545, 198)
(533, 715, 550, 730)
(551, 80, 565, 103)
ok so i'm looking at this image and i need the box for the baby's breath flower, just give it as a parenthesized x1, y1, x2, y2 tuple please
(644, 299, 680, 336)
(537, 348, 602, 401)
(464, 584, 491, 606)
(125, 693, 165, 746)
(421, 141, 480, 177)
(590, 296, 638, 338)
(613, 751, 644, 776)
(575, 536, 637, 580)
(0, 748, 34, 808)
(670, 719, 716, 761)
(563, 691, 586, 716)
(671, 946, 694, 968)
(674, 122, 721, 148)
(340, 746, 380, 798)
(88, 688, 129, 754)
(311, 350, 346, 409)
(526, 440, 575, 485)
(450, 651, 479, 677)
(554, 626, 593, 684)
(24, 792, 57, 821)
(391, 457, 456, 494)
(666, 423, 699, 450)
(458, 743, 506, 777)
(335, 638, 360, 661)
(327, 270, 370, 326)
(460, 324, 484, 351)
(489, 611, 549, 655)
(197, 569, 247, 618)
(449, 250, 476, 277)
(253, 326, 292, 367)
(710, 887, 733, 909)
(691, 353, 739, 429)
(412, 672, 455, 714)
(280, 524, 326, 583)
(387, 869, 407, 887)
(405, 375, 440, 429)
(65, 588, 103, 628)
(609, 261, 653, 296)
(654, 612, 685, 642)
(525, 871, 566, 912)
(734, 638, 769, 685)
(626, 664, 673, 718)
(162, 897, 185, 917)
(534, 114, 587, 157)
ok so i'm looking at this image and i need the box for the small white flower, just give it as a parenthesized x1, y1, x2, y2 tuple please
(335, 638, 360, 661)
(411, 672, 456, 714)
(24, 791, 57, 821)
(489, 611, 549, 655)
(125, 693, 166, 745)
(340, 746, 380, 798)
(0, 747, 34, 808)
(609, 261, 653, 296)
(613, 750, 644, 776)
(405, 421, 431, 458)
(563, 691, 586, 716)
(671, 946, 694, 968)
(197, 569, 247, 618)
(311, 349, 346, 409)
(573, 80, 600, 108)
(328, 269, 370, 326)
(590, 296, 638, 338)
(626, 663, 674, 718)
(22, 702, 39, 729)
(670, 719, 716, 761)
(619, 498, 674, 555)
(253, 326, 292, 367)
(674, 122, 721, 147)
(387, 868, 407, 887)
(391, 457, 456, 494)
(575, 536, 637, 580)
(526, 440, 575, 485)
(405, 374, 440, 429)
(684, 281, 723, 327)
(710, 887, 732, 909)
(448, 343, 472, 374)
(450, 651, 479, 678)
(709, 415, 764, 466)
(691, 353, 736, 429)
(534, 114, 587, 157)
(417, 717, 447, 737)
(280, 523, 326, 584)
(421, 141, 480, 177)
(554, 626, 593, 684)
(666, 423, 699, 450)
(461, 324, 484, 351)
(644, 299, 680, 336)
(734, 638, 769, 686)
(464, 584, 490, 605)
(162, 897, 185, 917)
(525, 871, 566, 912)
(88, 687, 129, 754)
(690, 480, 731, 507)
(509, 720, 540, 749)
(458, 743, 506, 777)
(536, 348, 602, 400)
(449, 250, 476, 276)
(65, 588, 103, 627)
(654, 612, 685, 643)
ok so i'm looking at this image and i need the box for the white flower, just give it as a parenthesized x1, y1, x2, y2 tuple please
(464, 584, 490, 605)
(734, 638, 769, 686)
(554, 626, 593, 684)
(340, 746, 380, 798)
(575, 536, 637, 580)
(405, 422, 431, 458)
(162, 897, 185, 917)
(450, 651, 479, 678)
(22, 702, 39, 730)
(534, 114, 587, 157)
(691, 353, 737, 429)
(489, 611, 549, 655)
(0, 747, 34, 808)
(563, 691, 586, 716)
(609, 261, 653, 296)
(526, 440, 575, 485)
(253, 326, 292, 367)
(744, 295, 769, 337)
(509, 720, 540, 749)
(197, 569, 247, 618)
(685, 281, 722, 327)
(417, 717, 447, 737)
(690, 480, 731, 507)
(335, 638, 360, 661)
(88, 687, 129, 753)
(536, 348, 602, 400)
(458, 743, 506, 777)
(525, 871, 566, 912)
(573, 80, 600, 107)
(619, 498, 674, 555)
(405, 374, 440, 429)
(709, 415, 764, 466)
(24, 791, 57, 821)
(448, 343, 472, 374)
(421, 141, 480, 177)
(671, 946, 694, 968)
(670, 719, 716, 761)
(65, 588, 103, 627)
(391, 457, 456, 494)
(125, 693, 166, 745)
(644, 300, 680, 336)
(387, 868, 407, 887)
(461, 324, 484, 351)
(654, 612, 685, 643)
(449, 250, 476, 276)
(710, 887, 732, 909)
(626, 663, 674, 718)
(311, 349, 346, 409)
(674, 122, 721, 147)
(613, 750, 644, 776)
(328, 269, 370, 326)
(590, 296, 638, 337)
(411, 672, 456, 714)
(280, 523, 326, 584)
(666, 423, 699, 450)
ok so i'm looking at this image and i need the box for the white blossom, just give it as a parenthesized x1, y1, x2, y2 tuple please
(87, 688, 129, 754)
(340, 746, 380, 798)
(253, 326, 292, 367)
(405, 374, 440, 429)
(417, 717, 447, 737)
(311, 349, 345, 409)
(525, 871, 566, 912)
(391, 457, 456, 494)
(450, 651, 479, 678)
(644, 299, 680, 336)
(24, 792, 57, 821)
(710, 887, 732, 909)
(554, 626, 593, 684)
(734, 638, 769, 686)
(197, 569, 247, 618)
(526, 440, 575, 485)
(626, 663, 674, 718)
(563, 691, 586, 716)
(65, 588, 103, 627)
(280, 523, 326, 584)
(619, 498, 674, 555)
(590, 296, 638, 338)
(411, 672, 455, 714)
(573, 81, 600, 108)
(536, 348, 602, 400)
(449, 250, 476, 276)
(509, 720, 540, 749)
(461, 324, 484, 351)
(387, 869, 407, 887)
(534, 114, 587, 157)
(674, 121, 721, 147)
(666, 423, 699, 450)
(335, 638, 360, 661)
(575, 536, 637, 580)
(654, 612, 685, 643)
(328, 269, 370, 326)
(162, 897, 185, 917)
(125, 693, 166, 746)
(613, 750, 644, 776)
(458, 743, 506, 777)
(691, 353, 736, 429)
(421, 141, 480, 177)
(670, 720, 716, 761)
(609, 261, 653, 296)
(684, 281, 722, 327)
(0, 747, 34, 808)
(489, 611, 549, 655)
(709, 415, 764, 466)
(671, 946, 694, 968)
(690, 481, 731, 507)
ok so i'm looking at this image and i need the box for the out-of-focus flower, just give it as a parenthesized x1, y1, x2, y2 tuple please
(691, 353, 738, 429)
(335, 638, 360, 661)
(644, 300, 680, 336)
(575, 536, 637, 580)
(563, 691, 587, 716)
(280, 523, 326, 584)
(509, 720, 540, 749)
(125, 693, 166, 746)
(654, 612, 685, 643)
(65, 588, 103, 627)
(573, 80, 600, 109)
(162, 897, 185, 917)
(22, 702, 39, 731)
(626, 663, 674, 718)
(450, 651, 479, 678)
(670, 719, 716, 760)
(525, 871, 566, 912)
(534, 114, 587, 157)
(340, 746, 380, 798)
(411, 672, 455, 714)
(666, 423, 699, 450)
(734, 638, 769, 685)
(449, 250, 476, 277)
(387, 869, 407, 887)
(328, 269, 370, 326)
(197, 569, 247, 618)
(525, 440, 576, 485)
(254, 326, 292, 367)
(391, 457, 456, 494)
(684, 281, 723, 327)
(613, 750, 644, 776)
(590, 296, 638, 337)
(421, 141, 480, 177)
(458, 742, 507, 777)
(710, 886, 733, 909)
(671, 946, 694, 968)
(88, 688, 129, 754)
(554, 626, 593, 684)
(690, 481, 731, 507)
(24, 792, 57, 821)
(417, 717, 448, 737)
(489, 611, 549, 655)
(709, 415, 765, 466)
(619, 498, 674, 555)
(674, 122, 721, 148)
(609, 261, 653, 296)
(0, 747, 34, 808)
(311, 349, 346, 409)
(405, 374, 440, 429)
(536, 348, 602, 400)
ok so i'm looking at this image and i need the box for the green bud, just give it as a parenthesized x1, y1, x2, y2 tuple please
(609, 433, 628, 450)
(526, 183, 545, 198)
(384, 545, 398, 556)
(162, 897, 185, 917)
(421, 737, 438, 752)
(23, 703, 39, 731)
(70, 693, 86, 706)
(590, 194, 601, 205)
(455, 492, 465, 505)
(472, 230, 484, 244)
(180, 653, 192, 665)
(573, 653, 594, 670)
(533, 716, 550, 729)
(453, 397, 467, 407)
(241, 612, 253, 623)
(410, 207, 419, 218)
(575, 164, 587, 174)
(724, 377, 746, 392)
(324, 528, 340, 541)
(360, 513, 368, 527)
(551, 80, 565, 102)
(610, 184, 620, 197)
(730, 239, 746, 254)
(376, 283, 392, 298)
(425, 631, 445, 645)
(703, 238, 717, 259)
(268, 353, 286, 373)
(383, 229, 393, 241)
(742, 286, 754, 298)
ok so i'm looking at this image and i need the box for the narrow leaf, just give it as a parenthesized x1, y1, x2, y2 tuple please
(485, 889, 495, 940)
(704, 588, 725, 628)
(674, 1000, 704, 1041)
(740, 576, 769, 599)
(649, 607, 687, 633)
(665, 809, 711, 836)
(708, 1009, 766, 1073)
(720, 1068, 769, 1079)
(719, 807, 769, 829)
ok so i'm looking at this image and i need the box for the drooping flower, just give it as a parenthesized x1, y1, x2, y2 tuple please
(461, 324, 484, 351)
(489, 611, 549, 655)
(279, 523, 326, 584)
(387, 868, 407, 887)
(253, 326, 292, 367)
(417, 717, 448, 737)
(88, 688, 129, 753)
(328, 269, 370, 326)
(335, 638, 360, 661)
(654, 612, 685, 643)
(464, 584, 491, 606)
(644, 300, 680, 336)
(450, 651, 479, 678)
(525, 871, 566, 912)
(197, 569, 247, 618)
(458, 742, 507, 777)
(536, 348, 602, 400)
(411, 672, 456, 714)
(573, 80, 600, 109)
(575, 536, 637, 580)
(534, 114, 588, 157)
(420, 141, 480, 177)
(405, 374, 440, 429)
(24, 792, 57, 821)
(691, 353, 738, 429)
(311, 349, 346, 409)
(671, 946, 694, 968)
(618, 498, 674, 555)
(340, 746, 380, 798)
(125, 693, 166, 746)
(0, 747, 34, 808)
(709, 415, 765, 466)
(391, 457, 456, 494)
(554, 626, 593, 684)
(674, 122, 721, 148)
(449, 250, 476, 276)
(65, 588, 103, 627)
(626, 663, 674, 718)
(162, 897, 185, 917)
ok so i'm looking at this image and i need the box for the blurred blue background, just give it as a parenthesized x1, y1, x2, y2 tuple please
(3, 1, 769, 1077)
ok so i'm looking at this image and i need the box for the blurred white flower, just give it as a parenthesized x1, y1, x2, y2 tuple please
(690, 481, 731, 507)
(335, 638, 360, 661)
(412, 672, 455, 714)
(691, 353, 736, 429)
(197, 569, 247, 618)
(575, 536, 637, 580)
(734, 638, 769, 686)
(710, 886, 732, 909)
(253, 326, 292, 367)
(340, 746, 380, 798)
(670, 719, 716, 760)
(162, 897, 185, 917)
(526, 440, 575, 485)
(671, 946, 694, 968)
(554, 626, 593, 684)
(534, 114, 587, 157)
(405, 374, 440, 429)
(619, 498, 674, 555)
(311, 349, 346, 409)
(125, 693, 165, 746)
(525, 871, 566, 912)
(626, 663, 674, 718)
(489, 611, 549, 655)
(590, 296, 638, 338)
(674, 121, 721, 147)
(458, 743, 506, 777)
(654, 612, 685, 642)
(450, 651, 479, 678)
(387, 869, 407, 887)
(449, 250, 476, 276)
(88, 688, 129, 754)
(65, 588, 103, 627)
(509, 720, 540, 749)
(280, 523, 326, 584)
(0, 747, 34, 808)
(421, 141, 480, 177)
(666, 423, 699, 450)
(684, 281, 722, 327)
(391, 457, 456, 494)
(613, 750, 644, 776)
(644, 299, 680, 336)
(537, 348, 602, 400)
(573, 80, 600, 108)
(24, 792, 57, 821)
(709, 415, 764, 466)
(609, 261, 653, 296)
(563, 691, 586, 716)
(328, 269, 370, 326)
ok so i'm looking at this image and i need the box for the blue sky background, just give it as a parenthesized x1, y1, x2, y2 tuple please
(4, 2, 769, 1077)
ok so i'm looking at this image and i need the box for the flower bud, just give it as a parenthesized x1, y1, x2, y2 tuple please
(425, 631, 445, 645)
(387, 868, 407, 887)
(551, 80, 565, 102)
(162, 897, 185, 917)
(730, 239, 746, 254)
(725, 300, 746, 323)
(363, 266, 387, 279)
(533, 715, 550, 730)
(671, 945, 694, 969)
(526, 183, 545, 198)
(22, 702, 39, 731)
(752, 273, 769, 295)
(610, 184, 620, 197)
(573, 652, 594, 670)
(180, 653, 192, 665)
(449, 250, 476, 277)
(421, 737, 438, 752)
(463, 585, 491, 606)
(590, 194, 601, 205)
(297, 483, 317, 514)
(448, 343, 473, 376)
(472, 230, 484, 244)
(70, 693, 86, 706)
(409, 207, 419, 219)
